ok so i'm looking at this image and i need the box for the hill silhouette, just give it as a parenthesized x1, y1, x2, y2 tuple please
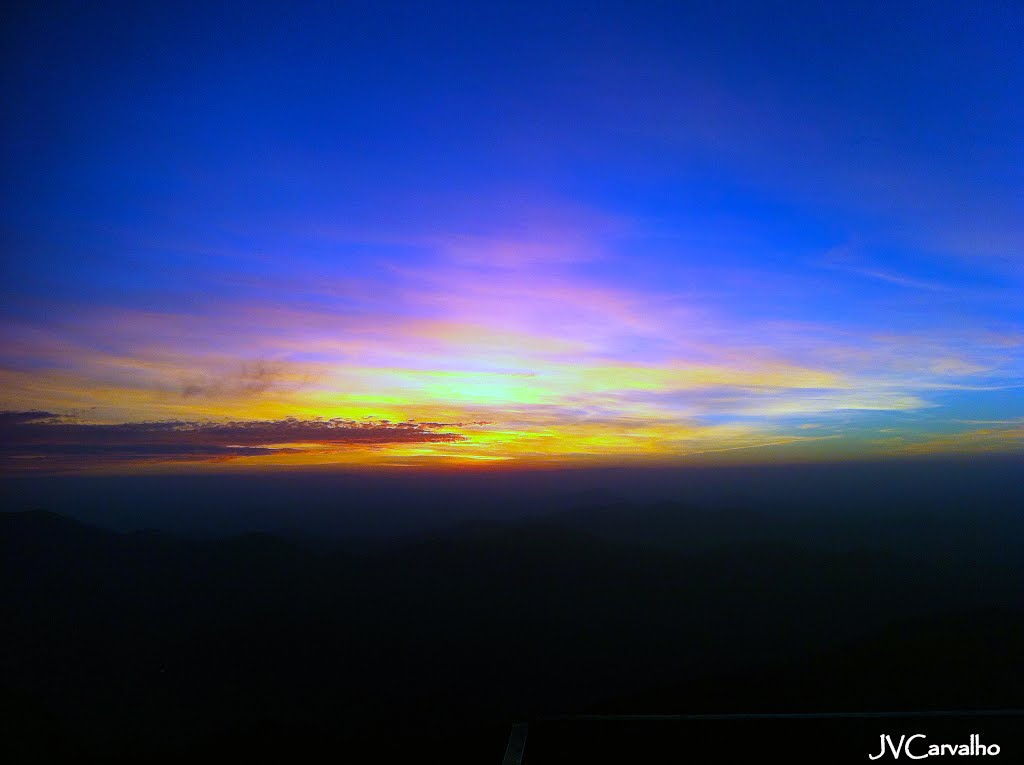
(2, 507, 1021, 763)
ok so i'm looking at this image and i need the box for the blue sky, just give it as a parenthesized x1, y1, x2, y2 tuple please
(1, 1, 1021, 471)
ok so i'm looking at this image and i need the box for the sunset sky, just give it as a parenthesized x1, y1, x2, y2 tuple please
(2, 2, 1022, 472)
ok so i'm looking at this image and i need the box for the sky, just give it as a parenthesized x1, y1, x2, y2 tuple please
(1, 1, 1022, 473)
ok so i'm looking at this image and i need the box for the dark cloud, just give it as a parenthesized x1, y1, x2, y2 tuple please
(3, 443, 286, 456)
(0, 412, 465, 471)
(415, 420, 494, 428)
(0, 410, 63, 425)
(180, 361, 317, 399)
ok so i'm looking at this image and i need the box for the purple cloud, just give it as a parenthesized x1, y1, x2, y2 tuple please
(0, 412, 466, 471)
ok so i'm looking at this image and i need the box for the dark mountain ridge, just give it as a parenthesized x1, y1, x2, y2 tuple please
(3, 508, 1021, 763)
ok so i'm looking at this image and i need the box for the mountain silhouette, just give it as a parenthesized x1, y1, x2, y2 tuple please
(2, 508, 1021, 763)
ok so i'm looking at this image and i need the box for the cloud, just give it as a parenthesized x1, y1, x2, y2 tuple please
(889, 424, 1024, 457)
(818, 249, 954, 292)
(180, 360, 321, 398)
(0, 410, 63, 425)
(0, 412, 466, 472)
(2, 202, 1020, 473)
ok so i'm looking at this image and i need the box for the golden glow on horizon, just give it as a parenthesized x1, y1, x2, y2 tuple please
(1, 247, 1020, 474)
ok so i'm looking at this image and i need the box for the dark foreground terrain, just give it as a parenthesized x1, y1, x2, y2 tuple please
(2, 488, 1022, 763)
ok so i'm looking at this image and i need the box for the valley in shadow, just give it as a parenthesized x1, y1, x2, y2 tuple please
(2, 461, 1022, 763)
